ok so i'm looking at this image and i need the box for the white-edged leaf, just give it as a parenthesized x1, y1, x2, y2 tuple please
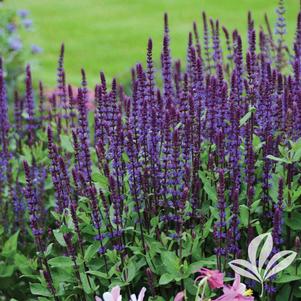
(263, 251, 297, 281)
(258, 233, 273, 273)
(229, 259, 262, 283)
(248, 233, 271, 268)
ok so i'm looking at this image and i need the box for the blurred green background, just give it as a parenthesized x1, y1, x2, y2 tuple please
(7, 0, 300, 88)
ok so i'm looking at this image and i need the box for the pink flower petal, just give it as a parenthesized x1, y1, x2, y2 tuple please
(111, 286, 121, 301)
(138, 287, 146, 301)
(174, 291, 185, 301)
(213, 274, 254, 301)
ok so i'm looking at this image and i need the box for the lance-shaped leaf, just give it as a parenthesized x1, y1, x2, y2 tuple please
(229, 259, 262, 283)
(258, 233, 273, 273)
(263, 251, 297, 281)
(248, 233, 271, 268)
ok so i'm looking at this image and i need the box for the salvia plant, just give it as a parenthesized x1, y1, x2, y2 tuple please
(0, 0, 301, 300)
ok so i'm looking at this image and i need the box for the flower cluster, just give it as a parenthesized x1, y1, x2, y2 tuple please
(0, 1, 300, 300)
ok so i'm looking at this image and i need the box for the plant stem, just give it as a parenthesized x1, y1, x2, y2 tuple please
(260, 281, 264, 298)
(195, 277, 208, 301)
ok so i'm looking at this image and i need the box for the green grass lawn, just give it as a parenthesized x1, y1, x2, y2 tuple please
(7, 0, 300, 88)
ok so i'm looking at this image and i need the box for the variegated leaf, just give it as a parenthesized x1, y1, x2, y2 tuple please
(229, 259, 262, 283)
(248, 233, 271, 268)
(263, 251, 297, 281)
(258, 233, 273, 273)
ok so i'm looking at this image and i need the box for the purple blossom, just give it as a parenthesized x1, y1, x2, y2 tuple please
(25, 65, 36, 146)
(202, 11, 212, 73)
(8, 36, 22, 51)
(275, 0, 286, 71)
(47, 126, 69, 213)
(0, 59, 10, 195)
(228, 189, 240, 257)
(31, 44, 43, 54)
(23, 161, 43, 249)
(76, 84, 92, 182)
(0, 59, 10, 148)
(272, 178, 284, 253)
(17, 9, 29, 18)
(161, 13, 174, 109)
(6, 23, 16, 33)
(22, 19, 33, 29)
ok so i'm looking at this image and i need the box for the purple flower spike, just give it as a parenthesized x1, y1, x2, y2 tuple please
(25, 65, 36, 146)
(23, 161, 43, 250)
(214, 169, 227, 270)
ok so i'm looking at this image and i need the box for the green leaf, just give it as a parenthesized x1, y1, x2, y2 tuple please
(45, 243, 54, 257)
(14, 253, 35, 275)
(266, 155, 289, 164)
(2, 231, 19, 256)
(86, 270, 110, 279)
(149, 297, 165, 301)
(161, 251, 180, 275)
(0, 263, 14, 278)
(51, 211, 61, 221)
(203, 216, 213, 238)
(80, 272, 93, 294)
(53, 229, 67, 247)
(125, 261, 136, 282)
(188, 257, 216, 274)
(292, 186, 301, 202)
(48, 256, 74, 268)
(191, 237, 202, 260)
(22, 145, 32, 164)
(274, 274, 301, 283)
(159, 273, 174, 285)
(276, 284, 291, 301)
(253, 134, 264, 152)
(239, 205, 249, 227)
(293, 147, 301, 161)
(254, 220, 263, 235)
(92, 170, 108, 191)
(150, 216, 159, 227)
(30, 283, 52, 297)
(240, 106, 256, 127)
(84, 242, 100, 262)
(250, 200, 261, 213)
(184, 277, 197, 295)
(291, 138, 301, 161)
(60, 134, 74, 153)
(122, 152, 130, 163)
(285, 212, 301, 230)
(198, 171, 217, 202)
(209, 206, 219, 220)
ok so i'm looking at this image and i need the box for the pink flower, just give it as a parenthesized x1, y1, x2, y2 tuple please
(130, 287, 146, 301)
(174, 291, 185, 301)
(213, 274, 254, 301)
(196, 268, 224, 289)
(95, 286, 122, 301)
